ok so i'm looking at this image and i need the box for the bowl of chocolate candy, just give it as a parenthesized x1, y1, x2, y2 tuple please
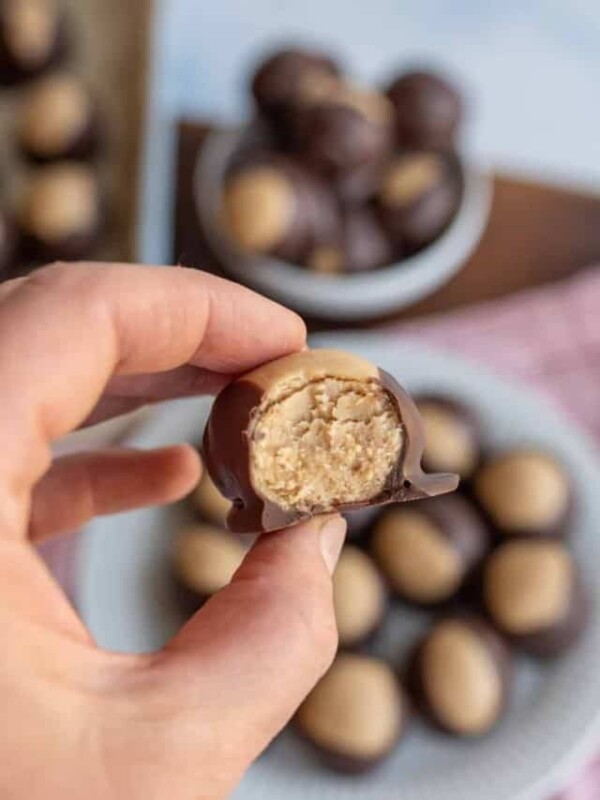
(196, 47, 492, 320)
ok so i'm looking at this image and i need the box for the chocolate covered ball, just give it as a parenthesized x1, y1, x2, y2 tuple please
(386, 70, 463, 151)
(306, 206, 395, 275)
(221, 156, 339, 264)
(416, 395, 481, 480)
(293, 84, 394, 187)
(203, 349, 459, 534)
(18, 73, 100, 164)
(296, 653, 408, 772)
(172, 524, 247, 608)
(19, 164, 101, 263)
(251, 47, 341, 131)
(0, 0, 68, 86)
(473, 450, 571, 539)
(408, 616, 511, 737)
(333, 545, 387, 648)
(483, 540, 587, 657)
(378, 151, 461, 250)
(370, 495, 488, 606)
(190, 469, 231, 527)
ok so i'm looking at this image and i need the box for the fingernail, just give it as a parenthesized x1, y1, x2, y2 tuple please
(319, 515, 347, 575)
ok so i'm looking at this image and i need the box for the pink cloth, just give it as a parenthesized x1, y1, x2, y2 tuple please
(41, 267, 600, 798)
(393, 268, 600, 443)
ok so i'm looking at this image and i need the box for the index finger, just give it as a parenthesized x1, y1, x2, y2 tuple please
(0, 263, 305, 528)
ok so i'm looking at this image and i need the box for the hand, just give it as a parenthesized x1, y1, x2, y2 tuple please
(0, 263, 346, 800)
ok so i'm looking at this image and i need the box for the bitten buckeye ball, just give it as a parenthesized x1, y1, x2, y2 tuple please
(296, 653, 408, 772)
(203, 350, 459, 534)
(408, 616, 511, 737)
(18, 73, 100, 164)
(19, 164, 101, 262)
(482, 540, 587, 657)
(0, 0, 68, 86)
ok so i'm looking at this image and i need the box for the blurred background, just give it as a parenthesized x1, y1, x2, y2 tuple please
(5, 1, 598, 799)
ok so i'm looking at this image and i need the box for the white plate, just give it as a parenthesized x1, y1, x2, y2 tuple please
(195, 130, 493, 321)
(77, 334, 600, 800)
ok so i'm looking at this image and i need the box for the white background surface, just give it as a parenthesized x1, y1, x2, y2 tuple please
(139, 0, 600, 266)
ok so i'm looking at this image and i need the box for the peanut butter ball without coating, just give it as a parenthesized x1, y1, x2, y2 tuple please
(296, 653, 409, 772)
(190, 468, 232, 527)
(0, 0, 68, 86)
(416, 395, 481, 480)
(203, 350, 459, 534)
(386, 70, 464, 151)
(408, 616, 511, 737)
(221, 156, 339, 265)
(378, 151, 461, 251)
(333, 546, 387, 649)
(251, 47, 341, 133)
(19, 164, 101, 263)
(172, 524, 247, 611)
(482, 540, 588, 657)
(370, 495, 489, 606)
(473, 450, 572, 540)
(18, 73, 100, 164)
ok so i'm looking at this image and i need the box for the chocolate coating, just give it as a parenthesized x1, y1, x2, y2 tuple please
(18, 73, 101, 164)
(407, 614, 511, 737)
(292, 86, 393, 182)
(386, 70, 463, 151)
(306, 206, 395, 275)
(482, 540, 588, 657)
(343, 506, 381, 543)
(203, 350, 459, 534)
(378, 151, 462, 250)
(416, 395, 481, 480)
(341, 206, 395, 273)
(0, 0, 68, 87)
(0, 210, 17, 279)
(473, 450, 572, 540)
(296, 653, 408, 772)
(370, 495, 489, 606)
(251, 47, 341, 132)
(19, 164, 101, 263)
(221, 154, 339, 264)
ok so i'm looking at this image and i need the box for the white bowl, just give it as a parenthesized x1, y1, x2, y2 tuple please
(78, 334, 600, 800)
(195, 130, 493, 320)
